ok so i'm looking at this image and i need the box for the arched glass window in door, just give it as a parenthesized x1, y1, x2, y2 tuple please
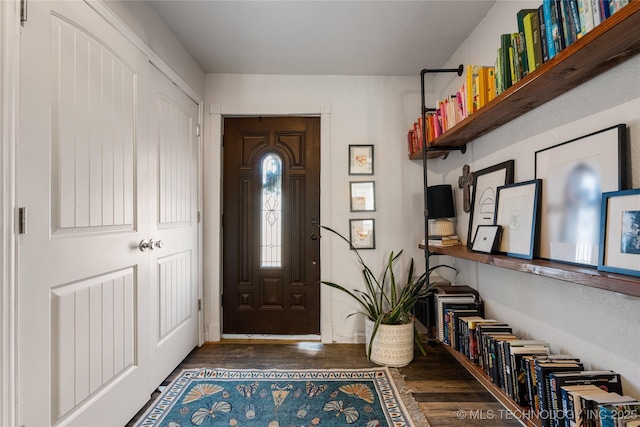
(260, 153, 283, 267)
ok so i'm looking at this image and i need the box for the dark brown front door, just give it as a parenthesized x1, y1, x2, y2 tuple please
(222, 117, 321, 334)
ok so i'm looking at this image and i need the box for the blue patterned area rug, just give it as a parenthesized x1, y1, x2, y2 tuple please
(135, 367, 423, 426)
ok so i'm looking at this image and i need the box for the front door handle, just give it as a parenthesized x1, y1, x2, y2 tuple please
(310, 233, 318, 241)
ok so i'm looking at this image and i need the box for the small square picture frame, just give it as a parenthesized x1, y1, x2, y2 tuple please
(471, 225, 502, 254)
(349, 218, 375, 249)
(350, 181, 375, 212)
(348, 144, 374, 175)
(598, 189, 640, 277)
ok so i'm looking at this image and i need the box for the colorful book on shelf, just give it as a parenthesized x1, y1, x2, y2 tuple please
(565, 385, 608, 427)
(538, 5, 550, 62)
(536, 360, 585, 427)
(543, 0, 557, 59)
(598, 402, 640, 427)
(552, 0, 567, 54)
(510, 345, 551, 406)
(577, 0, 595, 37)
(500, 34, 513, 90)
(522, 9, 540, 73)
(549, 370, 623, 427)
(517, 8, 538, 75)
(428, 239, 461, 247)
(435, 296, 479, 342)
(579, 393, 636, 427)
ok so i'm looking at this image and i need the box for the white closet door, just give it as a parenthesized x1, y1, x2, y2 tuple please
(18, 1, 152, 425)
(148, 65, 200, 388)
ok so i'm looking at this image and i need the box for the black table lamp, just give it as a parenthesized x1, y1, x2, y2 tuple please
(427, 184, 456, 236)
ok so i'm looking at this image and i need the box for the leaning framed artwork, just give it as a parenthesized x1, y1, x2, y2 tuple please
(348, 144, 374, 175)
(494, 179, 541, 260)
(471, 225, 502, 254)
(467, 160, 515, 247)
(535, 124, 627, 266)
(349, 219, 375, 249)
(598, 189, 640, 277)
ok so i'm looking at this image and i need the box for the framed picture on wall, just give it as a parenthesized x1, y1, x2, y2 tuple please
(494, 179, 541, 260)
(535, 124, 627, 266)
(349, 144, 374, 175)
(598, 189, 640, 277)
(467, 160, 515, 247)
(350, 181, 375, 212)
(349, 219, 375, 249)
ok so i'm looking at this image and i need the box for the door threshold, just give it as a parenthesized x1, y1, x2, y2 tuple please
(221, 334, 321, 342)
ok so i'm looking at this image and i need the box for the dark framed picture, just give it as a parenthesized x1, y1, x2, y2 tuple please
(598, 189, 640, 277)
(494, 179, 541, 260)
(467, 160, 514, 247)
(471, 225, 502, 254)
(349, 219, 375, 249)
(348, 144, 374, 175)
(535, 124, 627, 266)
(350, 181, 375, 212)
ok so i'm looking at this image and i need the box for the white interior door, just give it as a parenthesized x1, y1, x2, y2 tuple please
(148, 65, 200, 388)
(18, 1, 152, 425)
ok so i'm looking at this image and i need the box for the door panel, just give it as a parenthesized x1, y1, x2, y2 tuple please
(223, 117, 320, 335)
(18, 2, 150, 425)
(148, 66, 200, 388)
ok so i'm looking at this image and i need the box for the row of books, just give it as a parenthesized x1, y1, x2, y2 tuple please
(497, 0, 628, 94)
(407, 0, 632, 156)
(407, 65, 495, 156)
(421, 234, 461, 247)
(437, 294, 640, 427)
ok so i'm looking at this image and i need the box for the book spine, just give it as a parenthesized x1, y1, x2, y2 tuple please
(592, 0, 602, 26)
(542, 0, 556, 59)
(553, 0, 566, 53)
(570, 0, 582, 40)
(560, 0, 574, 48)
(577, 0, 595, 36)
(568, 0, 581, 44)
(524, 13, 537, 73)
(500, 34, 513, 90)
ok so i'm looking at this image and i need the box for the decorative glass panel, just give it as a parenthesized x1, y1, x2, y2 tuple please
(260, 154, 283, 267)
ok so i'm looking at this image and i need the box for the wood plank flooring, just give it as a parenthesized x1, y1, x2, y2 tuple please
(128, 339, 523, 426)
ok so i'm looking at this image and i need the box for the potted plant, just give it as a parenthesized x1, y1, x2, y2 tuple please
(319, 225, 455, 367)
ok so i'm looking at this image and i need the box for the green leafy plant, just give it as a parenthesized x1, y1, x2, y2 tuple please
(319, 225, 456, 359)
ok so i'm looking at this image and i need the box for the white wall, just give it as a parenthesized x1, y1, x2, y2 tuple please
(103, 0, 205, 95)
(204, 74, 436, 343)
(431, 1, 640, 397)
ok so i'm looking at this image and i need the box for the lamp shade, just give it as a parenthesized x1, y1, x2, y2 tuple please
(427, 184, 455, 219)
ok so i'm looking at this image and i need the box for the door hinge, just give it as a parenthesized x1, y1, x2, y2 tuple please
(198, 299, 202, 312)
(18, 207, 27, 234)
(20, 0, 27, 22)
(197, 211, 201, 223)
(196, 124, 201, 137)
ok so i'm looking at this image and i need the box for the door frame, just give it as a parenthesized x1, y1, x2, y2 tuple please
(1, 1, 19, 424)
(205, 104, 333, 343)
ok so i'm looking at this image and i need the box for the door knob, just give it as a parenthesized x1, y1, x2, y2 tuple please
(153, 239, 164, 249)
(139, 239, 151, 251)
(310, 234, 318, 241)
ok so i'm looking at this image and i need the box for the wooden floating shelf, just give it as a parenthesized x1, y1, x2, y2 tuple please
(422, 244, 640, 298)
(409, 1, 640, 160)
(442, 343, 541, 427)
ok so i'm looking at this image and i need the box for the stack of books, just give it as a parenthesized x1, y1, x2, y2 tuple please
(426, 234, 461, 247)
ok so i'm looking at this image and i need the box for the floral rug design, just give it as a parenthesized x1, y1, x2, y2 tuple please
(135, 367, 416, 426)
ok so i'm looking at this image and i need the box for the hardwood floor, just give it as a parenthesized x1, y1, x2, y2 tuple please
(128, 339, 523, 426)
